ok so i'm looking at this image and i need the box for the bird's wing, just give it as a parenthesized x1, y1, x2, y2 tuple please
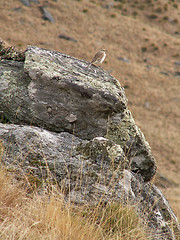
(91, 52, 101, 63)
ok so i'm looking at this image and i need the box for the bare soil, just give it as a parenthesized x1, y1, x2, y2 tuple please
(0, 0, 179, 217)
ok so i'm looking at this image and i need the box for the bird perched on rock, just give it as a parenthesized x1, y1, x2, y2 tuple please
(88, 49, 107, 68)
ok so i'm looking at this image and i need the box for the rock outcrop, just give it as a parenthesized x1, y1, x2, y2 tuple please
(0, 46, 179, 239)
(0, 46, 156, 181)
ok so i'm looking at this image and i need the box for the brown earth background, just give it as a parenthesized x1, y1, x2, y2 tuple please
(0, 0, 180, 217)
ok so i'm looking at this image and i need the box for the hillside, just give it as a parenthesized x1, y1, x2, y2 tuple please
(0, 0, 180, 217)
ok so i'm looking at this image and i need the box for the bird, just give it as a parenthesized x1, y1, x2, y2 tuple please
(88, 49, 107, 68)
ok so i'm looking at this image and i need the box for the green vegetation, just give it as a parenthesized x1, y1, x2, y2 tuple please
(82, 9, 88, 13)
(0, 40, 25, 61)
(141, 47, 147, 52)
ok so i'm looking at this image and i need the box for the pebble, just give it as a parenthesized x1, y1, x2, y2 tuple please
(117, 57, 130, 63)
(40, 6, 55, 23)
(58, 34, 77, 43)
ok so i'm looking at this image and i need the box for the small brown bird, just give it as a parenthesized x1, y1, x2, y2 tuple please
(88, 49, 107, 67)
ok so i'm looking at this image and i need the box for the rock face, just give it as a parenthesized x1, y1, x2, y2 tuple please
(0, 46, 179, 239)
(0, 46, 156, 182)
(0, 124, 179, 239)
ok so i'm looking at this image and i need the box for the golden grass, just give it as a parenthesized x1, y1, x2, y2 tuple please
(0, 166, 148, 240)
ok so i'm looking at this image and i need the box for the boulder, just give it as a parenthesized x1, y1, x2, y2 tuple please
(0, 123, 179, 239)
(0, 46, 156, 181)
(0, 45, 179, 239)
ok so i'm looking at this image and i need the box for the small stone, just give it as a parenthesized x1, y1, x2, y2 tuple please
(30, 0, 39, 3)
(146, 65, 152, 69)
(117, 57, 130, 63)
(47, 107, 52, 113)
(145, 102, 149, 108)
(65, 114, 77, 123)
(94, 137, 108, 142)
(40, 6, 55, 23)
(19, 0, 30, 7)
(160, 71, 169, 76)
(12, 7, 22, 11)
(58, 34, 77, 43)
(174, 71, 180, 77)
(104, 2, 114, 9)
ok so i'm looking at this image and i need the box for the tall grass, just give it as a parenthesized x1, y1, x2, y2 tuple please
(0, 166, 149, 240)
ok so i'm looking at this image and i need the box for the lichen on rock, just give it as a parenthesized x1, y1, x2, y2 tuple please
(0, 45, 179, 239)
(0, 40, 25, 61)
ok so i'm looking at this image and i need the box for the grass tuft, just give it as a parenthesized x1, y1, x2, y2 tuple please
(0, 165, 148, 240)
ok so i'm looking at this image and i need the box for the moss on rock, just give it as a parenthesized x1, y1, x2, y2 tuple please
(0, 40, 25, 61)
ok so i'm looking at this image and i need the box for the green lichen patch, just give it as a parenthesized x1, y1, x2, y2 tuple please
(107, 109, 137, 148)
(76, 137, 129, 171)
(0, 40, 25, 62)
(0, 112, 11, 124)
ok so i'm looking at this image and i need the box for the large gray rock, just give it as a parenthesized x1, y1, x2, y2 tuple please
(0, 123, 179, 239)
(0, 45, 179, 239)
(0, 46, 156, 181)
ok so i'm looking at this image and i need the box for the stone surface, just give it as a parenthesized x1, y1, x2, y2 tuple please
(0, 45, 179, 239)
(19, 0, 30, 7)
(19, 0, 40, 7)
(58, 34, 77, 42)
(40, 7, 55, 23)
(0, 46, 156, 181)
(0, 123, 179, 239)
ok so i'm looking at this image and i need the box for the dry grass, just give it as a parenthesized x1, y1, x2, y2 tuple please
(0, 0, 179, 215)
(0, 167, 148, 240)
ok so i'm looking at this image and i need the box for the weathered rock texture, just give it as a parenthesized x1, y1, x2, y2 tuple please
(0, 123, 179, 239)
(0, 46, 179, 239)
(0, 46, 156, 181)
